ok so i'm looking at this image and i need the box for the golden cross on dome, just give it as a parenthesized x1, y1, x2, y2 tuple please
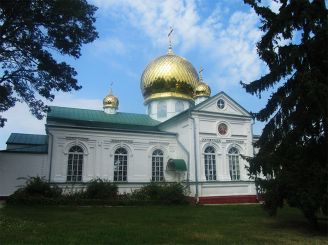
(168, 26, 173, 54)
(199, 67, 204, 81)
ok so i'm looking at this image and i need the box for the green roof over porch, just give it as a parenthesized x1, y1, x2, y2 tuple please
(167, 159, 187, 171)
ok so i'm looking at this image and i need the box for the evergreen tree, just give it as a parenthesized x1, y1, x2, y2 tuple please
(0, 0, 98, 127)
(242, 0, 328, 224)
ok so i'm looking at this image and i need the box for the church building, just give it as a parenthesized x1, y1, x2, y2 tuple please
(0, 39, 259, 204)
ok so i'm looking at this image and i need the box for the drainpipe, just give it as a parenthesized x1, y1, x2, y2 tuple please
(190, 112, 199, 203)
(47, 130, 54, 183)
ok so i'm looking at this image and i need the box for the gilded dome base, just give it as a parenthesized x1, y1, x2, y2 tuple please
(144, 92, 193, 104)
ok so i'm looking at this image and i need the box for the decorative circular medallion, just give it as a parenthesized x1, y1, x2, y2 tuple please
(217, 99, 225, 109)
(218, 123, 228, 135)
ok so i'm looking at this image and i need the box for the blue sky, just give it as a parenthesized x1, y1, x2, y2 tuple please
(0, 0, 282, 149)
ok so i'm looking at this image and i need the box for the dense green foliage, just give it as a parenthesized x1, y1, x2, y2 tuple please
(7, 176, 62, 204)
(0, 0, 98, 127)
(7, 177, 189, 206)
(85, 178, 118, 199)
(242, 0, 328, 225)
(0, 205, 326, 244)
(130, 182, 189, 204)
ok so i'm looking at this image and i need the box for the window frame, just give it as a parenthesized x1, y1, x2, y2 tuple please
(151, 149, 164, 182)
(228, 147, 240, 181)
(113, 147, 128, 182)
(217, 99, 225, 109)
(175, 100, 184, 113)
(66, 145, 84, 182)
(157, 101, 167, 118)
(204, 146, 217, 181)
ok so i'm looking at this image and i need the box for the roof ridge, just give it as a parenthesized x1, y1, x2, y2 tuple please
(10, 132, 47, 136)
(49, 105, 154, 117)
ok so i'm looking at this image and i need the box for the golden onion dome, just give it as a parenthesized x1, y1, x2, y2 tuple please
(195, 82, 211, 97)
(103, 91, 119, 109)
(140, 52, 199, 103)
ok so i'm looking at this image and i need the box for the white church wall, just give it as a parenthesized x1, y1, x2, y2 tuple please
(201, 95, 250, 117)
(159, 101, 256, 198)
(47, 127, 181, 185)
(197, 111, 254, 181)
(0, 152, 49, 196)
(147, 98, 192, 122)
(199, 181, 256, 196)
(158, 116, 193, 181)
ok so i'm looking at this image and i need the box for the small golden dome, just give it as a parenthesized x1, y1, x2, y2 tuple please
(194, 82, 211, 97)
(103, 92, 119, 109)
(140, 53, 199, 103)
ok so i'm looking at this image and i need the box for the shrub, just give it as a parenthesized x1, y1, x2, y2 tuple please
(85, 178, 118, 199)
(131, 182, 189, 205)
(7, 176, 62, 205)
(22, 176, 61, 198)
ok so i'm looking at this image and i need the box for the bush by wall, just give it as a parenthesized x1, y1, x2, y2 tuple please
(7, 176, 62, 205)
(130, 182, 189, 204)
(85, 178, 118, 199)
(7, 177, 189, 206)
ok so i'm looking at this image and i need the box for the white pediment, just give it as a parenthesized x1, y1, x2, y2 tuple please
(193, 92, 251, 117)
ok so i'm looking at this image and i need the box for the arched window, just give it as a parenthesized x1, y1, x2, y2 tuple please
(152, 149, 164, 181)
(157, 101, 167, 118)
(114, 147, 128, 181)
(204, 146, 216, 181)
(175, 101, 184, 113)
(67, 145, 83, 182)
(228, 147, 240, 180)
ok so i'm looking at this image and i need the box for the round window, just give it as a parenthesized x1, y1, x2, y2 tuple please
(218, 123, 228, 135)
(217, 99, 225, 109)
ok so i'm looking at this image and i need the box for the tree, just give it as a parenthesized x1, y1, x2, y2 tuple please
(242, 0, 328, 225)
(0, 0, 98, 127)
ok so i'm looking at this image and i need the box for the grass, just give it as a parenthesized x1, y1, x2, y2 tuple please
(0, 204, 327, 244)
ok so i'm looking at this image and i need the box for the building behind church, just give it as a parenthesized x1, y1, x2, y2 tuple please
(0, 41, 259, 203)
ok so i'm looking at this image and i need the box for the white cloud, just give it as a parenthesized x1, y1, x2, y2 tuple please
(0, 1, 267, 149)
(92, 0, 264, 86)
(0, 94, 101, 150)
(92, 37, 126, 56)
(268, 0, 281, 13)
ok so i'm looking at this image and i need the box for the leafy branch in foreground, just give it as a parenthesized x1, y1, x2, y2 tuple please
(0, 0, 98, 126)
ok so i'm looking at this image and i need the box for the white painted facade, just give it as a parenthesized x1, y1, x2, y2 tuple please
(0, 92, 257, 201)
(0, 153, 49, 196)
(147, 98, 193, 122)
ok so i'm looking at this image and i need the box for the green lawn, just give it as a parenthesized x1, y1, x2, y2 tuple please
(0, 204, 327, 244)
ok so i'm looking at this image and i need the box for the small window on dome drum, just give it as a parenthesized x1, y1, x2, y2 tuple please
(175, 101, 184, 113)
(148, 105, 152, 115)
(158, 101, 167, 118)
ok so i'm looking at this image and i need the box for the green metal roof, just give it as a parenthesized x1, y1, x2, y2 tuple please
(47, 106, 162, 132)
(6, 133, 48, 145)
(167, 159, 187, 171)
(4, 133, 48, 154)
(2, 145, 48, 154)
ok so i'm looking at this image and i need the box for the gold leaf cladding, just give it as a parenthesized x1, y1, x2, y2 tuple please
(140, 54, 199, 101)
